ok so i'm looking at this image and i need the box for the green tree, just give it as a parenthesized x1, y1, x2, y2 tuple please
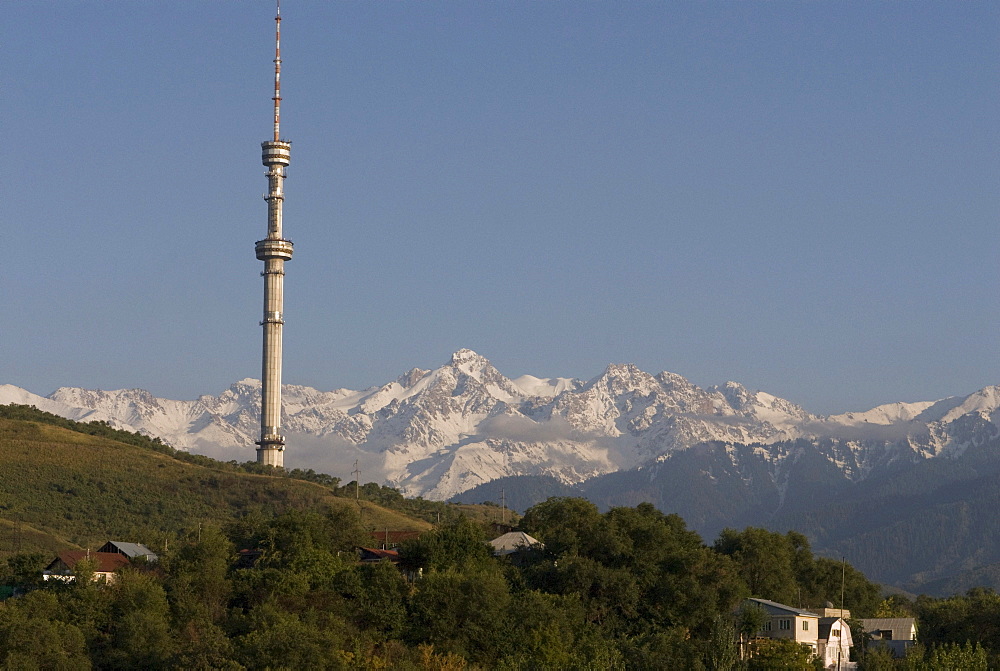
(0, 590, 91, 670)
(859, 644, 897, 671)
(927, 641, 987, 670)
(232, 604, 351, 670)
(399, 516, 493, 572)
(165, 526, 241, 668)
(407, 565, 511, 665)
(4, 553, 48, 591)
(605, 503, 746, 632)
(620, 626, 707, 670)
(99, 569, 174, 669)
(522, 500, 747, 637)
(714, 528, 879, 617)
(704, 614, 740, 671)
(228, 507, 361, 612)
(915, 587, 1000, 654)
(714, 528, 798, 605)
(166, 525, 234, 623)
(747, 638, 818, 670)
(520, 497, 608, 558)
(333, 560, 409, 637)
(807, 556, 880, 618)
(874, 594, 914, 618)
(736, 602, 768, 661)
(500, 590, 586, 669)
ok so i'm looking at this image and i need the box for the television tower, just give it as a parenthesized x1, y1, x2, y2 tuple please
(255, 1, 293, 467)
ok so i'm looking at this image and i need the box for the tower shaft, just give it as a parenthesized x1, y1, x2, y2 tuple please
(255, 6, 293, 467)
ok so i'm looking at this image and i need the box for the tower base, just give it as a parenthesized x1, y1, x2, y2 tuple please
(256, 444, 284, 468)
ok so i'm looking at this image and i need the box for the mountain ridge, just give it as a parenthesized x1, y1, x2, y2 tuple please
(7, 351, 1000, 593)
(2, 350, 996, 505)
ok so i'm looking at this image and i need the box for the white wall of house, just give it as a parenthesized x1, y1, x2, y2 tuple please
(761, 614, 819, 650)
(820, 619, 853, 669)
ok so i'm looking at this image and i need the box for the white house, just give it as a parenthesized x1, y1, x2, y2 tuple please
(744, 598, 856, 670)
(488, 531, 543, 556)
(818, 617, 854, 670)
(42, 551, 130, 584)
(745, 598, 820, 653)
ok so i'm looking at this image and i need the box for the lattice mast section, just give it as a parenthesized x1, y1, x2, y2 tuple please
(255, 1, 293, 467)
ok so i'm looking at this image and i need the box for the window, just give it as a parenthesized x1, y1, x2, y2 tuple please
(763, 621, 772, 631)
(802, 620, 809, 631)
(832, 629, 840, 637)
(779, 619, 791, 630)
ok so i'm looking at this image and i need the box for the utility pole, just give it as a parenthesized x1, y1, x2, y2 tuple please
(839, 556, 846, 671)
(840, 556, 846, 618)
(353, 460, 361, 500)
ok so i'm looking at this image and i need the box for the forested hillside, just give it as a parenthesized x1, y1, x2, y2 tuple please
(3, 403, 999, 668)
(457, 433, 1000, 596)
(3, 494, 997, 669)
(0, 498, 871, 669)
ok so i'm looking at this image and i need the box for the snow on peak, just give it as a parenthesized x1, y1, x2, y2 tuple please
(587, 363, 658, 394)
(933, 386, 1000, 424)
(602, 362, 643, 377)
(443, 349, 522, 403)
(448, 349, 492, 379)
(6, 353, 999, 503)
(511, 375, 581, 398)
(396, 368, 429, 388)
(829, 400, 938, 426)
(713, 381, 753, 408)
(450, 348, 486, 365)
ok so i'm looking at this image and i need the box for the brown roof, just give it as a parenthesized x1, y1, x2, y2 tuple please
(50, 551, 130, 574)
(358, 547, 401, 563)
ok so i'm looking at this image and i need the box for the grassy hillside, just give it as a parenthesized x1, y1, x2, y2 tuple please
(0, 516, 78, 558)
(0, 414, 432, 561)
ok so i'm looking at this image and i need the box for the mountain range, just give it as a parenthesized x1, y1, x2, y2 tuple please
(5, 349, 1000, 593)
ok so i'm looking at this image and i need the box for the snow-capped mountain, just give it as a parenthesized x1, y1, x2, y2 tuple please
(2, 349, 998, 501)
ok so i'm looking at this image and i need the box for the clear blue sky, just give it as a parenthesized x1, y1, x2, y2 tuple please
(4, 1, 998, 415)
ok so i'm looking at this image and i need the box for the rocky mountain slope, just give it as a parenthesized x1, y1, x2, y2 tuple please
(3, 350, 997, 506)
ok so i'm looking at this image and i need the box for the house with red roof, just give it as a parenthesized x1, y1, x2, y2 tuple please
(43, 550, 130, 584)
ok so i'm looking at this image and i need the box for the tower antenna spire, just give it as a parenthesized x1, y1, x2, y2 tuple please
(273, 0, 282, 141)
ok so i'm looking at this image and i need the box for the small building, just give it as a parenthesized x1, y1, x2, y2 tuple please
(488, 531, 543, 557)
(818, 617, 853, 670)
(817, 606, 851, 619)
(43, 551, 130, 584)
(743, 599, 856, 670)
(358, 547, 401, 564)
(860, 618, 917, 658)
(98, 541, 158, 562)
(745, 598, 821, 654)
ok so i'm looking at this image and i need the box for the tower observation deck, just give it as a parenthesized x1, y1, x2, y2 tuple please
(256, 4, 293, 467)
